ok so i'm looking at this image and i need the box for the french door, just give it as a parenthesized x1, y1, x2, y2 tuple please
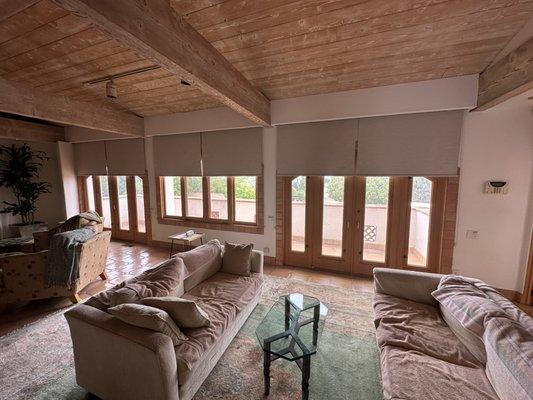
(283, 176, 444, 276)
(82, 175, 149, 243)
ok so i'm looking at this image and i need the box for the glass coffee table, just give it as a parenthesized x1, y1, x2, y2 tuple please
(256, 293, 328, 400)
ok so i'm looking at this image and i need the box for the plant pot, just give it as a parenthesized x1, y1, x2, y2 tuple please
(9, 222, 48, 239)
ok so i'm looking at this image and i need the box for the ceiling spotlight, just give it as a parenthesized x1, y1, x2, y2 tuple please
(106, 79, 118, 99)
(180, 79, 191, 86)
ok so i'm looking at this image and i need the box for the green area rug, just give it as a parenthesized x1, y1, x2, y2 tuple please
(0, 275, 382, 400)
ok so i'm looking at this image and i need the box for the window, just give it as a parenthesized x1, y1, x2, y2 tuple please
(363, 177, 390, 263)
(186, 177, 203, 218)
(117, 176, 130, 230)
(163, 176, 182, 217)
(235, 176, 257, 223)
(157, 175, 262, 233)
(291, 176, 306, 252)
(321, 176, 345, 257)
(86, 176, 96, 212)
(408, 177, 433, 267)
(209, 177, 228, 220)
(100, 176, 112, 229)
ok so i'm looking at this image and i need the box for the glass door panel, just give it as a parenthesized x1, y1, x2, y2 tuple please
(362, 177, 390, 263)
(86, 176, 96, 211)
(291, 176, 307, 252)
(135, 176, 146, 234)
(407, 177, 432, 267)
(321, 176, 345, 257)
(99, 176, 112, 229)
(116, 176, 130, 231)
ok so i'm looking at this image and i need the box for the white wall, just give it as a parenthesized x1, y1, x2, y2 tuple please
(0, 140, 67, 233)
(454, 98, 533, 292)
(57, 141, 80, 218)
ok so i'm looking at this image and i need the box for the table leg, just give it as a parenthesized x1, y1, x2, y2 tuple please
(313, 304, 320, 345)
(169, 240, 174, 258)
(263, 345, 271, 396)
(302, 355, 311, 400)
(284, 296, 290, 330)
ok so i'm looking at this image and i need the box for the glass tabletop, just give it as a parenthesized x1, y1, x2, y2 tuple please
(256, 293, 328, 361)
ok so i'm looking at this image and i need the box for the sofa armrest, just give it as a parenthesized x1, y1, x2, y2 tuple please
(250, 249, 263, 274)
(65, 304, 179, 400)
(373, 267, 443, 306)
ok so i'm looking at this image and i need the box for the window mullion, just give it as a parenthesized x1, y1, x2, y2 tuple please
(181, 177, 188, 218)
(228, 176, 235, 223)
(203, 177, 210, 220)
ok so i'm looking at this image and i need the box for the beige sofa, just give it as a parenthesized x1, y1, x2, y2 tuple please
(0, 231, 111, 304)
(373, 267, 533, 400)
(65, 243, 263, 400)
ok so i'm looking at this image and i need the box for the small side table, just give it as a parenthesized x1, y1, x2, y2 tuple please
(168, 232, 205, 257)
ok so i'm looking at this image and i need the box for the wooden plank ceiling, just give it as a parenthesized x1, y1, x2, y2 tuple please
(0, 0, 532, 117)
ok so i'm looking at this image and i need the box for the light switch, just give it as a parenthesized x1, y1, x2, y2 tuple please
(466, 230, 479, 239)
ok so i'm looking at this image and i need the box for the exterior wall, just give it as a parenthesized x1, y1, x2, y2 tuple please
(455, 100, 533, 292)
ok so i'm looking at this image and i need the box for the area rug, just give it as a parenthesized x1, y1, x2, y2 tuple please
(0, 275, 383, 400)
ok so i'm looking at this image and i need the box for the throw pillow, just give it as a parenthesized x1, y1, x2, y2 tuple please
(142, 297, 210, 328)
(109, 286, 141, 307)
(108, 303, 188, 346)
(221, 242, 253, 277)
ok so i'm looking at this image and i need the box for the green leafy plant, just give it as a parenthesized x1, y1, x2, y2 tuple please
(0, 144, 51, 225)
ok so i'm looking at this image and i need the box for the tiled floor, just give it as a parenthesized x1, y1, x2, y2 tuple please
(0, 240, 374, 336)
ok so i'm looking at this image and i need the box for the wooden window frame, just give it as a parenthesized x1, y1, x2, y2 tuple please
(157, 175, 264, 234)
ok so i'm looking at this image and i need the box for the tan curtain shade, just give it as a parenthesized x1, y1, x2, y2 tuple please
(356, 110, 463, 176)
(153, 133, 202, 176)
(277, 119, 358, 176)
(202, 128, 263, 176)
(73, 141, 107, 176)
(105, 138, 146, 176)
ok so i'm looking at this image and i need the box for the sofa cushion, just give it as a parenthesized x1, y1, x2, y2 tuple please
(174, 296, 239, 385)
(186, 271, 263, 311)
(90, 257, 187, 309)
(108, 303, 188, 346)
(374, 293, 481, 368)
(221, 242, 253, 276)
(177, 240, 222, 292)
(431, 275, 533, 365)
(380, 345, 499, 400)
(484, 317, 533, 400)
(141, 296, 210, 328)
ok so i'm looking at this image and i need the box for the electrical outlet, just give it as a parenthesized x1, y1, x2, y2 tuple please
(263, 247, 270, 254)
(466, 230, 479, 239)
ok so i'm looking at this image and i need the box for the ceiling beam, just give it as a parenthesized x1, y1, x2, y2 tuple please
(0, 0, 40, 22)
(477, 36, 533, 111)
(0, 117, 65, 143)
(53, 0, 271, 126)
(0, 78, 144, 137)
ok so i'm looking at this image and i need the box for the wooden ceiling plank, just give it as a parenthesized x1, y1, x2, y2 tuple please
(0, 0, 68, 44)
(0, 78, 144, 136)
(0, 0, 42, 23)
(170, 0, 227, 17)
(477, 35, 533, 110)
(0, 27, 109, 74)
(220, 2, 533, 64)
(54, 0, 271, 125)
(0, 117, 65, 142)
(207, 0, 515, 54)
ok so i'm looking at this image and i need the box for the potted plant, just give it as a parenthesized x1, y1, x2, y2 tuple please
(0, 143, 51, 238)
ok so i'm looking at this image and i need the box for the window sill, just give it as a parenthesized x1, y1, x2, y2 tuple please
(157, 216, 264, 234)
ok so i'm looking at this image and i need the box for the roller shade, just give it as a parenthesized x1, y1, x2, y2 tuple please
(74, 141, 107, 176)
(277, 119, 357, 176)
(153, 133, 202, 176)
(105, 138, 146, 176)
(202, 128, 262, 176)
(356, 110, 463, 176)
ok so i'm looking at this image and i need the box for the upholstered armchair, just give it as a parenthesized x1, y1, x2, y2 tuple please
(0, 231, 111, 304)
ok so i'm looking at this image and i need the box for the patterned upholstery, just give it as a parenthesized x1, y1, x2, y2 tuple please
(0, 231, 111, 304)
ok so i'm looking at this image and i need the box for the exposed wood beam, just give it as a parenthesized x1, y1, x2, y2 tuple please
(477, 36, 533, 110)
(53, 0, 271, 126)
(0, 79, 144, 137)
(0, 0, 40, 22)
(0, 117, 65, 143)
